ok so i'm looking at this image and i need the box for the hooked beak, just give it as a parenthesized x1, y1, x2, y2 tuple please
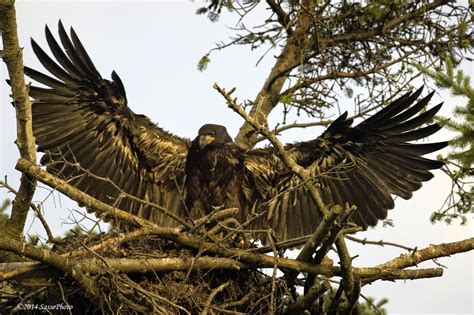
(199, 134, 215, 149)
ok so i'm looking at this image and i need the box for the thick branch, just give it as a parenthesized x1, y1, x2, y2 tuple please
(0, 238, 98, 296)
(376, 237, 474, 270)
(15, 158, 180, 236)
(284, 204, 343, 284)
(14, 159, 474, 284)
(215, 84, 328, 219)
(234, 0, 316, 149)
(0, 0, 37, 247)
(13, 158, 337, 277)
(79, 257, 246, 274)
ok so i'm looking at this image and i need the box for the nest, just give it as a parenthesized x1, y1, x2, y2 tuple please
(1, 232, 290, 314)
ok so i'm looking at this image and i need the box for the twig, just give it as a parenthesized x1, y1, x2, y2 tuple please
(214, 83, 329, 218)
(0, 262, 41, 281)
(11, 288, 46, 314)
(0, 179, 60, 243)
(346, 235, 416, 252)
(360, 293, 384, 315)
(285, 280, 330, 314)
(15, 158, 181, 236)
(284, 204, 343, 285)
(202, 281, 230, 315)
(267, 230, 279, 315)
(219, 291, 253, 309)
(57, 281, 73, 315)
(64, 229, 147, 258)
(250, 235, 312, 253)
(192, 207, 240, 229)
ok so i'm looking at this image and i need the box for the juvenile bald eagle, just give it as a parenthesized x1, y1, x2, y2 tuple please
(25, 22, 447, 241)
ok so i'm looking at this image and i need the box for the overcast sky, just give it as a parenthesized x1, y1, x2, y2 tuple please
(1, 1, 472, 314)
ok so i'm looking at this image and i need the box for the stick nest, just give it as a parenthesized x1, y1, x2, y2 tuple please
(2, 232, 289, 314)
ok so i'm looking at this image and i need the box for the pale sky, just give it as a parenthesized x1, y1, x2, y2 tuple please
(0, 1, 472, 314)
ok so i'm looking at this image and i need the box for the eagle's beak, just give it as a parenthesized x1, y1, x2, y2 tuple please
(199, 134, 215, 149)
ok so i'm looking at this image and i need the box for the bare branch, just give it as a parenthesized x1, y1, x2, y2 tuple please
(0, 0, 37, 248)
(15, 158, 181, 236)
(376, 237, 474, 270)
(0, 238, 99, 296)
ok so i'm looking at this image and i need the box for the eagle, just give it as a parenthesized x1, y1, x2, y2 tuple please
(24, 22, 447, 242)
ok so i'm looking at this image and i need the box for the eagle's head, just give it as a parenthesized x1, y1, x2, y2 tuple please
(195, 124, 232, 149)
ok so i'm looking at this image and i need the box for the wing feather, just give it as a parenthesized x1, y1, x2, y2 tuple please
(27, 22, 190, 227)
(242, 87, 447, 242)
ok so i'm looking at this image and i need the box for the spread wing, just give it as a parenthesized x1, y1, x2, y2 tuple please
(242, 87, 447, 241)
(26, 21, 189, 227)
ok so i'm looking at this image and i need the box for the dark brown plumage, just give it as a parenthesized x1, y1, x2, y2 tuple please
(24, 22, 447, 242)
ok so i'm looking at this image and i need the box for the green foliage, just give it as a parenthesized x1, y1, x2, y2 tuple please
(195, 7, 208, 16)
(197, 54, 211, 72)
(279, 93, 296, 104)
(195, 0, 235, 22)
(415, 57, 474, 224)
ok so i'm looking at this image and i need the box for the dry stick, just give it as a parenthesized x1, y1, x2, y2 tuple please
(0, 254, 444, 282)
(335, 235, 359, 314)
(0, 179, 59, 243)
(0, 230, 149, 281)
(56, 157, 190, 228)
(0, 262, 40, 281)
(267, 230, 279, 315)
(251, 235, 312, 253)
(214, 83, 329, 219)
(301, 206, 358, 308)
(14, 158, 338, 277)
(346, 235, 415, 252)
(285, 204, 343, 286)
(202, 281, 230, 315)
(216, 84, 372, 313)
(219, 291, 253, 310)
(79, 257, 246, 275)
(13, 160, 466, 283)
(314, 207, 359, 313)
(192, 207, 240, 228)
(0, 0, 37, 242)
(0, 238, 99, 296)
(214, 84, 347, 306)
(376, 237, 474, 270)
(360, 293, 384, 315)
(15, 158, 180, 237)
(286, 280, 330, 314)
(313, 206, 358, 266)
(56, 281, 73, 315)
(64, 229, 148, 258)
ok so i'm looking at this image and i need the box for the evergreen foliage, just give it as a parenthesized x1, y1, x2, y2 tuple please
(416, 57, 473, 224)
